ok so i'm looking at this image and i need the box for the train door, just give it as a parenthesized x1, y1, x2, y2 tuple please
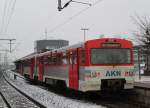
(30, 59, 34, 79)
(69, 49, 79, 90)
(20, 63, 24, 75)
(38, 57, 44, 81)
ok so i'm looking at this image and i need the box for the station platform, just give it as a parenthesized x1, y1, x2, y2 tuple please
(134, 75, 150, 89)
(133, 76, 150, 106)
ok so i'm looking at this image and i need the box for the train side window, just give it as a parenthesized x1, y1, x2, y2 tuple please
(49, 52, 52, 64)
(57, 53, 62, 65)
(43, 56, 48, 65)
(69, 52, 73, 64)
(36, 58, 39, 65)
(47, 56, 51, 64)
(43, 56, 49, 65)
(66, 51, 71, 64)
(73, 51, 77, 64)
(51, 53, 56, 64)
(62, 56, 67, 64)
(62, 51, 67, 64)
(52, 57, 56, 64)
(24, 61, 29, 66)
(39, 57, 43, 64)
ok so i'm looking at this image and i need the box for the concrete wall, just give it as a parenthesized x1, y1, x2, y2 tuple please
(34, 40, 69, 53)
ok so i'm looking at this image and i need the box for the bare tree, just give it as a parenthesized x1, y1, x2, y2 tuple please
(132, 15, 150, 75)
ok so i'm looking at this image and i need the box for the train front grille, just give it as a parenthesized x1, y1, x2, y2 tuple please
(101, 79, 126, 91)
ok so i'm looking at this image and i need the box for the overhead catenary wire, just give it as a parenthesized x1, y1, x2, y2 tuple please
(4, 0, 17, 34)
(71, 1, 91, 6)
(0, 0, 17, 35)
(11, 42, 20, 53)
(48, 0, 104, 33)
(0, 0, 9, 35)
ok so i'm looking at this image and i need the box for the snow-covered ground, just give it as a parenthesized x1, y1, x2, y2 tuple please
(0, 94, 7, 108)
(5, 71, 105, 108)
(0, 77, 40, 108)
(6, 70, 150, 108)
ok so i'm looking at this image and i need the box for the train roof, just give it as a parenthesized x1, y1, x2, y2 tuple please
(14, 38, 132, 62)
(15, 42, 84, 62)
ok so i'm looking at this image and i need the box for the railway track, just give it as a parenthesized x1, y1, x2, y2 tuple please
(83, 91, 147, 108)
(0, 71, 47, 108)
(0, 91, 10, 108)
(40, 82, 149, 108)
(28, 81, 148, 108)
(5, 71, 150, 108)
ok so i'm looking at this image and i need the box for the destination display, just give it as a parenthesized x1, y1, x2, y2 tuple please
(102, 43, 121, 48)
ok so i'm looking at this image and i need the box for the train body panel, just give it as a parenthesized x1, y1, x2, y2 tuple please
(44, 65, 69, 81)
(78, 66, 134, 91)
(14, 38, 135, 92)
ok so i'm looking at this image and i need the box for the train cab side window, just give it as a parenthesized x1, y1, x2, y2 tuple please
(80, 49, 85, 64)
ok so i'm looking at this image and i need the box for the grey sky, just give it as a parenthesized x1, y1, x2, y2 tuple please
(0, 0, 150, 61)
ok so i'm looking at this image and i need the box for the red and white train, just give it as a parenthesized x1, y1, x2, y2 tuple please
(15, 38, 135, 92)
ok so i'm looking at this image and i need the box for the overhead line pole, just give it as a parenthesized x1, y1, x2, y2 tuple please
(0, 49, 9, 70)
(0, 39, 16, 53)
(81, 28, 89, 42)
(45, 28, 48, 40)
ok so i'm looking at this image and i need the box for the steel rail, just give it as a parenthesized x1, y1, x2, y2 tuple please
(3, 74, 47, 108)
(0, 91, 11, 108)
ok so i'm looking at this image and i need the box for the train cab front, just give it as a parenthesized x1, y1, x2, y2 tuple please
(78, 38, 134, 92)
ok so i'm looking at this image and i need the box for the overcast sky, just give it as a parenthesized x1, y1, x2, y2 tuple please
(0, 0, 150, 61)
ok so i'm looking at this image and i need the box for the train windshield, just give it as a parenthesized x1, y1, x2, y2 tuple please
(90, 48, 131, 64)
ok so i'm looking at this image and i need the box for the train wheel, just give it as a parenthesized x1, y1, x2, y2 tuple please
(56, 80, 67, 90)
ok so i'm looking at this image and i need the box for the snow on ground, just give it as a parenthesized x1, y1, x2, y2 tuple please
(5, 71, 105, 108)
(0, 94, 7, 108)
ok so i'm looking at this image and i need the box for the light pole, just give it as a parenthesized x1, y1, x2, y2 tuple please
(138, 47, 141, 80)
(81, 28, 89, 42)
